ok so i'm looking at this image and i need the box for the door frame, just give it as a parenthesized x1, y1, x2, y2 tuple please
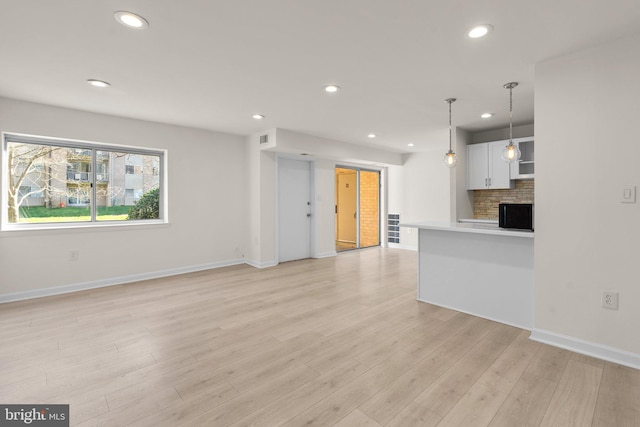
(335, 165, 381, 250)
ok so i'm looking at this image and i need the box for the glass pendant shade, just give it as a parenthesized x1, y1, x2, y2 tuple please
(501, 142, 521, 163)
(443, 149, 457, 168)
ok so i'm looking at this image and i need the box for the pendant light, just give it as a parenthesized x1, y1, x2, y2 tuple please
(442, 98, 457, 168)
(501, 82, 521, 163)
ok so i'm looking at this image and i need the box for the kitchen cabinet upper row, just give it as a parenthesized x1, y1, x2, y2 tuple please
(466, 137, 534, 190)
(467, 140, 512, 190)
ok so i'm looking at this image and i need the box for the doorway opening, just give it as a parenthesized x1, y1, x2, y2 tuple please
(335, 167, 380, 252)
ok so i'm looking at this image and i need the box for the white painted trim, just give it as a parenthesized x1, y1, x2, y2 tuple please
(0, 259, 245, 304)
(388, 242, 417, 251)
(530, 328, 640, 370)
(245, 259, 278, 269)
(417, 298, 532, 331)
(314, 251, 337, 259)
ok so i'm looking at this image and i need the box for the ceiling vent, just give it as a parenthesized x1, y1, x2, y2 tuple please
(259, 134, 269, 144)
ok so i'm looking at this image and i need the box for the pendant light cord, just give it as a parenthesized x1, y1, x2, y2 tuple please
(449, 100, 452, 151)
(509, 85, 513, 144)
(504, 82, 518, 145)
(445, 98, 456, 152)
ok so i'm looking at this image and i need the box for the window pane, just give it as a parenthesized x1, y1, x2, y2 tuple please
(96, 151, 161, 221)
(7, 142, 91, 224)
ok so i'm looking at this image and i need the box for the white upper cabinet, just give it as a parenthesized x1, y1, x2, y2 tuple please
(466, 141, 514, 190)
(467, 143, 489, 190)
(509, 137, 535, 180)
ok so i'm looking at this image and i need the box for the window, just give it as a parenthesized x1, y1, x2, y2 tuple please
(3, 133, 165, 228)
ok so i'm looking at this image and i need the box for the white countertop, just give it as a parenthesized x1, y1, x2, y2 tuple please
(400, 220, 534, 238)
(458, 218, 499, 225)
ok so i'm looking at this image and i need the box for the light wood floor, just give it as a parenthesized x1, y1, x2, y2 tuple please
(1, 248, 639, 426)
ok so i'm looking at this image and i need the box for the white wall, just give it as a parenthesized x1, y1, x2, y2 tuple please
(0, 98, 247, 300)
(245, 132, 277, 267)
(453, 128, 473, 221)
(259, 151, 277, 265)
(472, 123, 535, 144)
(313, 159, 337, 258)
(389, 146, 452, 250)
(246, 129, 399, 263)
(535, 33, 640, 356)
(272, 129, 403, 166)
(245, 134, 261, 263)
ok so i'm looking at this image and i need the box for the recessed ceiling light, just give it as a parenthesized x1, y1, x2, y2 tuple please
(481, 112, 495, 119)
(368, 133, 376, 138)
(408, 143, 415, 147)
(252, 114, 265, 120)
(114, 11, 149, 29)
(87, 79, 110, 88)
(468, 24, 493, 38)
(324, 85, 340, 93)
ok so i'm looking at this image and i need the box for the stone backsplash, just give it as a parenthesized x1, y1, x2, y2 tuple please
(474, 180, 534, 219)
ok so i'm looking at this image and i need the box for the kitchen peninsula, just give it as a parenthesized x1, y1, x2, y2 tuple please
(401, 221, 534, 329)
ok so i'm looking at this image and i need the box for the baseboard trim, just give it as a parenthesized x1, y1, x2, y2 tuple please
(417, 297, 532, 331)
(530, 328, 640, 370)
(0, 258, 245, 304)
(245, 259, 278, 269)
(388, 243, 417, 251)
(314, 251, 337, 259)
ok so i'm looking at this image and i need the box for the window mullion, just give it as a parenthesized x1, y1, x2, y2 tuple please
(91, 149, 97, 222)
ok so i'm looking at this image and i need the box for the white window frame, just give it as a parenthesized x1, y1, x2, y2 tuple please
(1, 132, 168, 231)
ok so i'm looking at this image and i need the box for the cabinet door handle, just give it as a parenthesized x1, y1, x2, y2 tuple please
(489, 177, 492, 187)
(485, 178, 488, 187)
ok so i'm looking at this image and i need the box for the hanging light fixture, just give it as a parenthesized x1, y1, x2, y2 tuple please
(501, 82, 521, 163)
(442, 98, 457, 168)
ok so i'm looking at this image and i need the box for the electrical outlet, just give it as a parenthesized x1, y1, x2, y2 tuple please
(602, 291, 618, 310)
(69, 250, 79, 262)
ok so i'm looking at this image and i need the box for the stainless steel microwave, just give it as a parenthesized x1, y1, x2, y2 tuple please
(498, 203, 534, 231)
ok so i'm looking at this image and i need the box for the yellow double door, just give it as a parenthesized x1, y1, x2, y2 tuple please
(335, 167, 380, 251)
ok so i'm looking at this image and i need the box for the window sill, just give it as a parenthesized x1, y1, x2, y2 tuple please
(0, 219, 170, 237)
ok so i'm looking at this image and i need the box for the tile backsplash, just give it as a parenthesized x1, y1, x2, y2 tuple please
(474, 180, 534, 219)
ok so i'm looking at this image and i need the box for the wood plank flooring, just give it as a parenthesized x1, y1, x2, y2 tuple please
(1, 247, 639, 426)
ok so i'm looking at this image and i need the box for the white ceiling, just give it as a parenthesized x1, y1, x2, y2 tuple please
(1, 0, 639, 153)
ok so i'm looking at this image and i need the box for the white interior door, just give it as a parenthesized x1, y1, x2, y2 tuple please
(278, 158, 311, 262)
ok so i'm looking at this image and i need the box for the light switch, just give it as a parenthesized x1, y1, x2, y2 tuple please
(621, 185, 636, 203)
